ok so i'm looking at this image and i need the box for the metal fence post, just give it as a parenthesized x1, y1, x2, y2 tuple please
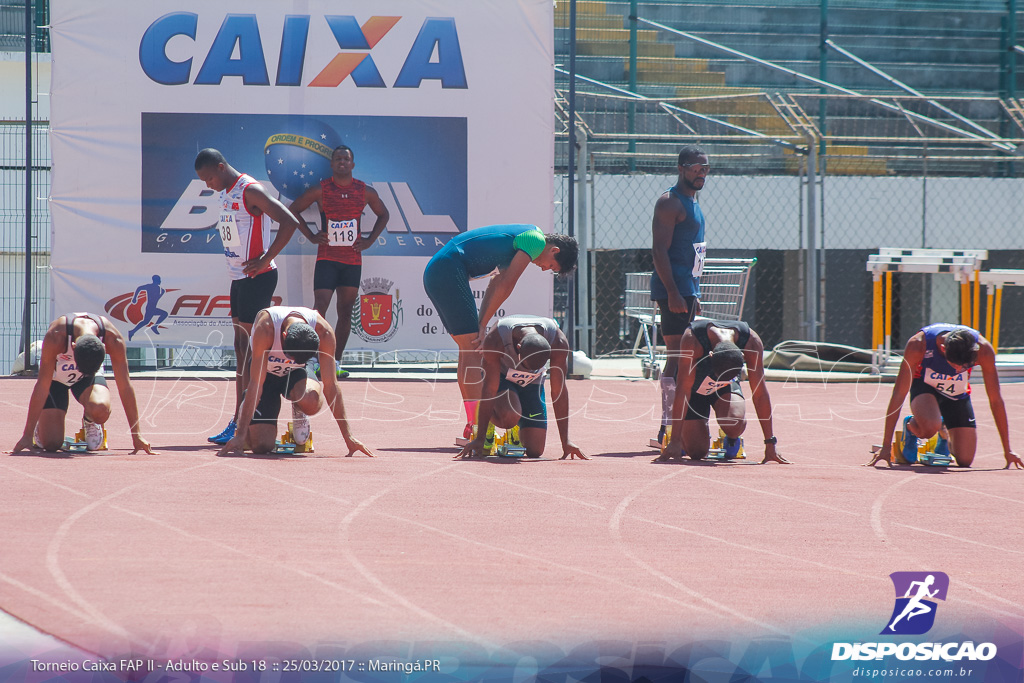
(804, 132, 818, 342)
(576, 125, 590, 356)
(628, 0, 637, 172)
(22, 0, 35, 371)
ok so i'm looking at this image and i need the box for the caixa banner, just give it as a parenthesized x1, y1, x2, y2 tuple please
(49, 0, 554, 350)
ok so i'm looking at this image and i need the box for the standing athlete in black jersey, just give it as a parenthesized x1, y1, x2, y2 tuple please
(651, 146, 709, 445)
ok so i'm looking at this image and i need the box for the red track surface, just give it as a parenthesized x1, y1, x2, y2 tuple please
(1, 375, 1022, 660)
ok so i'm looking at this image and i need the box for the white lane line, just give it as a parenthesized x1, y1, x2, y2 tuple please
(456, 469, 606, 510)
(337, 463, 502, 649)
(109, 505, 390, 608)
(609, 468, 796, 639)
(221, 462, 354, 506)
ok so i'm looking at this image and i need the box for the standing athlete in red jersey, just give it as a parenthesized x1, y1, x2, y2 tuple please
(284, 146, 390, 378)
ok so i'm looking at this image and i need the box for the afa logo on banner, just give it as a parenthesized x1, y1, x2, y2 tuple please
(881, 571, 949, 635)
(104, 275, 282, 340)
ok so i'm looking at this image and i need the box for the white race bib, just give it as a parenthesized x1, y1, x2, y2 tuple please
(218, 214, 241, 248)
(266, 351, 301, 378)
(692, 242, 707, 278)
(54, 353, 82, 386)
(923, 369, 969, 397)
(695, 376, 732, 396)
(506, 367, 543, 387)
(328, 219, 358, 246)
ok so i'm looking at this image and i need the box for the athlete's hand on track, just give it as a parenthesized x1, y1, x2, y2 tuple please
(344, 438, 374, 457)
(654, 441, 684, 462)
(864, 446, 892, 467)
(1004, 450, 1023, 469)
(352, 237, 374, 252)
(311, 231, 330, 245)
(455, 436, 487, 459)
(560, 442, 589, 460)
(218, 436, 245, 457)
(130, 435, 159, 455)
(761, 444, 790, 464)
(10, 435, 38, 454)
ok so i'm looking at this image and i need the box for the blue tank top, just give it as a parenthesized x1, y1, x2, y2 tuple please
(442, 224, 544, 279)
(914, 323, 978, 400)
(650, 187, 705, 300)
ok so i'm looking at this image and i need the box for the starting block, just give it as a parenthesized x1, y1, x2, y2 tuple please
(62, 437, 88, 452)
(61, 425, 108, 453)
(495, 444, 526, 458)
(652, 428, 745, 460)
(277, 422, 313, 454)
(707, 431, 745, 461)
(456, 426, 525, 457)
(869, 431, 953, 466)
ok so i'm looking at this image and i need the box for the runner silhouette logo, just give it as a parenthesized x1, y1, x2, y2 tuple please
(882, 572, 949, 635)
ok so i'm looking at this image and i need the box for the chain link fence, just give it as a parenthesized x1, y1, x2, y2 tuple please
(0, 120, 49, 375)
(554, 90, 1024, 358)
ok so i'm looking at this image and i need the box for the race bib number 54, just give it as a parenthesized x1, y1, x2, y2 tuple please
(924, 370, 969, 397)
(328, 219, 358, 246)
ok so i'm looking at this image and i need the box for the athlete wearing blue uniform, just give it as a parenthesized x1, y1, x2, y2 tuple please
(868, 324, 1022, 468)
(651, 147, 709, 444)
(422, 224, 578, 438)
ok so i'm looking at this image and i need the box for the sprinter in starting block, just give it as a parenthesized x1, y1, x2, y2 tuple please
(11, 313, 157, 455)
(866, 323, 1022, 469)
(456, 315, 586, 460)
(656, 320, 788, 464)
(218, 306, 371, 457)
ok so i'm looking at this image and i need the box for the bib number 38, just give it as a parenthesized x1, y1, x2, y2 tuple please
(218, 214, 241, 248)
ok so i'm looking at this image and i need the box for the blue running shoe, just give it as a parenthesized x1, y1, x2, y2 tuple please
(901, 415, 919, 463)
(723, 435, 742, 460)
(208, 419, 236, 445)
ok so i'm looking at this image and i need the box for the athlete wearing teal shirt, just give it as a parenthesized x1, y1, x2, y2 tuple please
(422, 223, 579, 438)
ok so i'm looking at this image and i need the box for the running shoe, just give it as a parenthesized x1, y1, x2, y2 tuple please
(723, 435, 742, 460)
(208, 419, 236, 445)
(83, 417, 104, 451)
(900, 415, 919, 463)
(291, 403, 311, 445)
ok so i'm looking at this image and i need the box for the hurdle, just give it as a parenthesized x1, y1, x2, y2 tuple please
(866, 249, 987, 372)
(980, 269, 1024, 353)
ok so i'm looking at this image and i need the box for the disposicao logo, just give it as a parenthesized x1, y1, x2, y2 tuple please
(883, 571, 948, 635)
(831, 572, 997, 662)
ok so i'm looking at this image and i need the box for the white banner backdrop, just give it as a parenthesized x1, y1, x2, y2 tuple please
(49, 0, 554, 354)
